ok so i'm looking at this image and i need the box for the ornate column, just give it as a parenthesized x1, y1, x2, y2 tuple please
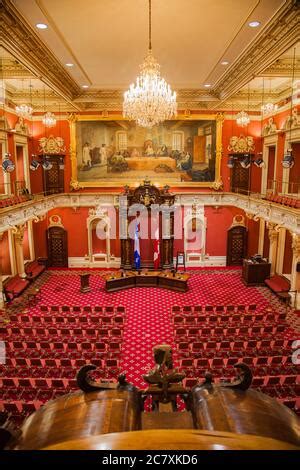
(0, 233, 5, 309)
(161, 200, 174, 270)
(257, 218, 265, 256)
(267, 222, 279, 276)
(13, 224, 26, 278)
(290, 233, 300, 309)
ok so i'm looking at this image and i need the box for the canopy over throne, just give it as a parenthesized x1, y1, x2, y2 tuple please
(121, 180, 175, 270)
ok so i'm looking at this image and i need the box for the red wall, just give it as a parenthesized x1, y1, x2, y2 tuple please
(0, 232, 11, 276)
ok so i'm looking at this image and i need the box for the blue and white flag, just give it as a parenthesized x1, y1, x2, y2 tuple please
(134, 219, 141, 269)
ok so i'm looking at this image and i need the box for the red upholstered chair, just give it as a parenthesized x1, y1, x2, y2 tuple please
(83, 306, 92, 313)
(184, 378, 198, 388)
(116, 306, 125, 313)
(215, 306, 225, 314)
(114, 316, 125, 326)
(61, 306, 71, 312)
(175, 327, 187, 339)
(36, 390, 53, 402)
(196, 315, 207, 325)
(40, 305, 49, 313)
(94, 306, 103, 313)
(95, 342, 107, 353)
(50, 306, 60, 313)
(52, 378, 66, 389)
(101, 316, 113, 326)
(205, 305, 214, 313)
(34, 378, 49, 389)
(188, 327, 199, 339)
(194, 305, 203, 313)
(90, 316, 100, 325)
(172, 305, 181, 313)
(226, 305, 235, 313)
(73, 306, 81, 313)
(108, 342, 121, 355)
(185, 316, 197, 326)
(252, 377, 264, 388)
(105, 306, 114, 313)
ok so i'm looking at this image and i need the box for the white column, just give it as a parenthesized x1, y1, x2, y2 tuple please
(13, 224, 26, 278)
(268, 222, 279, 276)
(257, 218, 265, 256)
(290, 233, 300, 309)
(275, 228, 286, 275)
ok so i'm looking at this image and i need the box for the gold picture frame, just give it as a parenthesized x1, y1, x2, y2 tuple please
(69, 113, 224, 189)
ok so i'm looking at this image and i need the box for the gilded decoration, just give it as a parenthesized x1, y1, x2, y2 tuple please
(69, 113, 223, 188)
(39, 135, 66, 154)
(227, 135, 255, 153)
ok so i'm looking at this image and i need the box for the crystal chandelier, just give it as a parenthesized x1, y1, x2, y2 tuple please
(123, 0, 177, 128)
(42, 111, 57, 128)
(236, 110, 250, 127)
(15, 103, 33, 118)
(261, 102, 278, 116)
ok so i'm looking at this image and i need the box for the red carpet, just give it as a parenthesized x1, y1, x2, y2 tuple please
(7, 268, 290, 388)
(1, 268, 299, 423)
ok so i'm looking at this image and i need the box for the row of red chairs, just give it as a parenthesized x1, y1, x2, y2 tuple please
(172, 304, 257, 314)
(179, 356, 296, 371)
(174, 324, 286, 340)
(5, 340, 122, 354)
(2, 326, 124, 339)
(172, 313, 286, 326)
(265, 192, 300, 208)
(40, 305, 125, 314)
(176, 338, 295, 356)
(2, 356, 118, 370)
(0, 194, 30, 209)
(7, 314, 125, 326)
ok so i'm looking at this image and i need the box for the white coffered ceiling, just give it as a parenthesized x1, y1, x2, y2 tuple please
(1, 0, 299, 111)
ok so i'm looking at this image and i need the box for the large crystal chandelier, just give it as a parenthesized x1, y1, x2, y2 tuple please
(123, 0, 177, 128)
(236, 110, 250, 127)
(42, 111, 57, 128)
(15, 103, 33, 118)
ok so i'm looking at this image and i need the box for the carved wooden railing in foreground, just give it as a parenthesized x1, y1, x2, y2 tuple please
(1, 344, 299, 450)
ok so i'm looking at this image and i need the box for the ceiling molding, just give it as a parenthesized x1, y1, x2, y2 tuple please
(212, 0, 300, 102)
(260, 57, 300, 76)
(0, 57, 32, 78)
(0, 0, 82, 107)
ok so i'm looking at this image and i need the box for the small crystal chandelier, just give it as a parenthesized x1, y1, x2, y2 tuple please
(15, 103, 33, 118)
(261, 102, 278, 116)
(42, 111, 57, 128)
(123, 0, 177, 128)
(236, 110, 250, 127)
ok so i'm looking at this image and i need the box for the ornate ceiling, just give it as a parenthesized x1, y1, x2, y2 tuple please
(0, 0, 299, 113)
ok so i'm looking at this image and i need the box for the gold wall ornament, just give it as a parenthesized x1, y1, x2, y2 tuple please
(283, 108, 300, 130)
(48, 215, 64, 228)
(230, 214, 246, 228)
(70, 179, 83, 191)
(262, 117, 278, 136)
(210, 180, 223, 191)
(39, 135, 66, 154)
(228, 135, 255, 153)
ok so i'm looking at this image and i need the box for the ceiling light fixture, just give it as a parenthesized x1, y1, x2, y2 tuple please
(42, 111, 57, 128)
(15, 103, 33, 118)
(65, 63, 74, 67)
(36, 23, 48, 29)
(261, 78, 278, 115)
(204, 84, 211, 88)
(236, 110, 250, 127)
(248, 21, 261, 28)
(123, 0, 177, 128)
(82, 85, 89, 89)
(221, 61, 229, 65)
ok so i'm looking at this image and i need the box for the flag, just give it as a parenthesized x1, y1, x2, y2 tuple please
(134, 219, 141, 269)
(153, 228, 160, 269)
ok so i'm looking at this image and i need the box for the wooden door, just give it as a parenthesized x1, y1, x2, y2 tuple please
(47, 226, 68, 267)
(226, 226, 247, 266)
(43, 156, 64, 195)
(230, 165, 250, 194)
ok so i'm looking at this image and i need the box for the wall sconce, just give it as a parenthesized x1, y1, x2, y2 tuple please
(227, 153, 264, 169)
(41, 156, 53, 170)
(240, 154, 251, 169)
(2, 153, 15, 173)
(282, 149, 294, 169)
(227, 156, 235, 168)
(30, 154, 40, 171)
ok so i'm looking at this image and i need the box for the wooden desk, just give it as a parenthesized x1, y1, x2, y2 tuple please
(242, 259, 271, 286)
(105, 271, 189, 293)
(158, 272, 189, 292)
(105, 272, 136, 292)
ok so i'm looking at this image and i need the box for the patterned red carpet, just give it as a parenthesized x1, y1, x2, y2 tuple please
(3, 267, 295, 389)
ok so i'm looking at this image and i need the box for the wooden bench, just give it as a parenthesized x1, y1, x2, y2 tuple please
(3, 275, 30, 301)
(265, 274, 290, 293)
(25, 258, 47, 281)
